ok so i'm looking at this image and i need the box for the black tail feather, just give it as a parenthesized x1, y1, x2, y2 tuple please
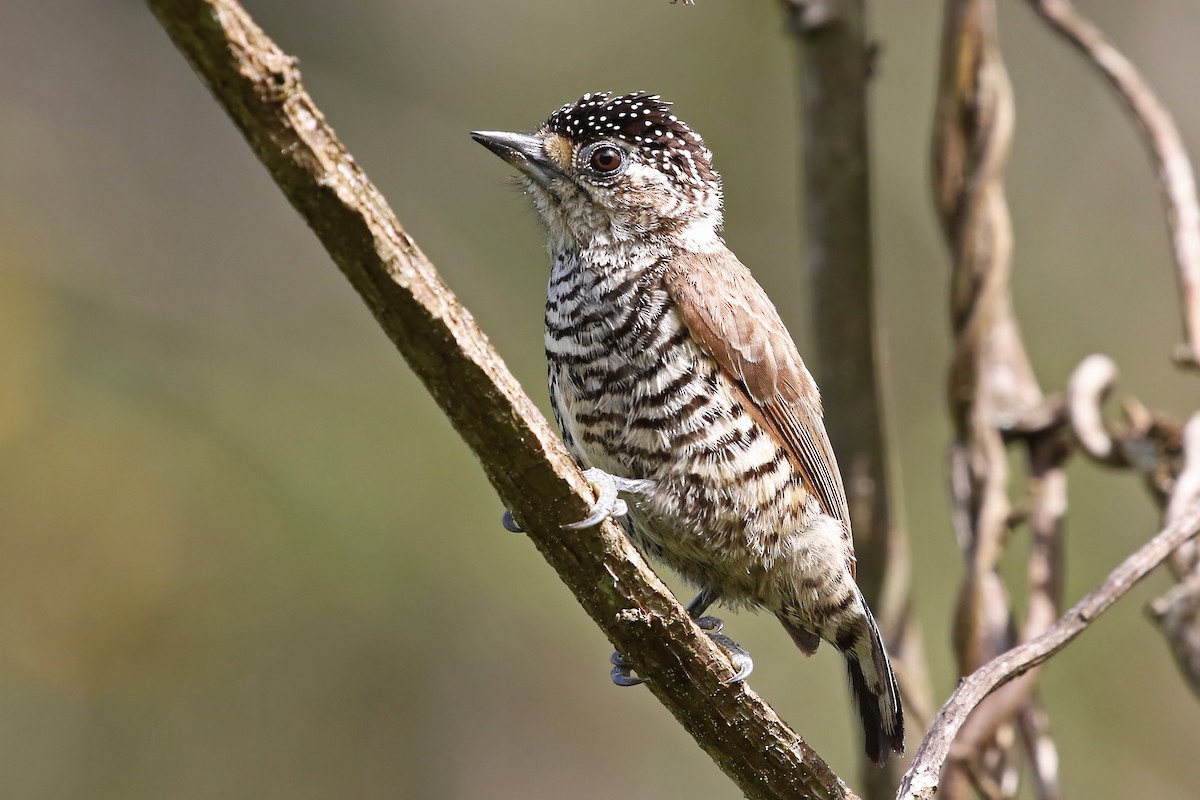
(844, 606, 904, 765)
(780, 598, 905, 763)
(845, 654, 904, 765)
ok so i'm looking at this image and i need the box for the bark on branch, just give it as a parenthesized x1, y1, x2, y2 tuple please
(143, 0, 854, 797)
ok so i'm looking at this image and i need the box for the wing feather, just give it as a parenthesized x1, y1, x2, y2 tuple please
(663, 249, 853, 535)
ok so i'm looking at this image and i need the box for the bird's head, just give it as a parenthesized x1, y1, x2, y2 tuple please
(473, 92, 724, 252)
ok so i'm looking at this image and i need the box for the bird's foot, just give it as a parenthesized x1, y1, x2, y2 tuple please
(609, 613, 754, 687)
(563, 468, 654, 530)
(610, 650, 646, 686)
(501, 468, 651, 533)
(695, 615, 754, 684)
(500, 509, 525, 533)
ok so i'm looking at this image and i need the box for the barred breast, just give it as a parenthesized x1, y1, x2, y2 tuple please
(544, 250, 817, 607)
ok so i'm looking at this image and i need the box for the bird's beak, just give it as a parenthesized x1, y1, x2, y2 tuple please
(471, 130, 559, 187)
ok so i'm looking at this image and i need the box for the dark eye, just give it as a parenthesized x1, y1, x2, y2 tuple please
(589, 146, 623, 173)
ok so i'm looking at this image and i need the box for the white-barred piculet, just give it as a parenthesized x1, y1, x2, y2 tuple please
(473, 91, 904, 765)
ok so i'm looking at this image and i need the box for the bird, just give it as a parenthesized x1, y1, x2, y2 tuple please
(472, 91, 903, 765)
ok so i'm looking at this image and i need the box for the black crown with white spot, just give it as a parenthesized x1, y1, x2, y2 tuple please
(543, 91, 719, 191)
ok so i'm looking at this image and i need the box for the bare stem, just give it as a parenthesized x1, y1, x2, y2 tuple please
(1025, 0, 1200, 367)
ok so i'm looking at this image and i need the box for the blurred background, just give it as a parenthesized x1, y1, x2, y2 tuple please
(1, 1, 1198, 797)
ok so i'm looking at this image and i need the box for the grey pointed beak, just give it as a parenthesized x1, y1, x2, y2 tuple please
(471, 130, 559, 186)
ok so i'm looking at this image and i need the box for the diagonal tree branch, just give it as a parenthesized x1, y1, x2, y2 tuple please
(899, 499, 1200, 799)
(143, 0, 855, 797)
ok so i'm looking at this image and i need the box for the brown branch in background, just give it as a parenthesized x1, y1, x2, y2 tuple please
(1149, 413, 1200, 698)
(142, 1, 856, 797)
(1066, 354, 1122, 463)
(1066, 354, 1182, 502)
(1065, 356, 1200, 692)
(930, 1, 1070, 796)
(1034, 0, 1200, 679)
(780, 2, 934, 793)
(899, 500, 1200, 800)
(1016, 697, 1062, 800)
(1025, 0, 1200, 367)
(1009, 435, 1067, 800)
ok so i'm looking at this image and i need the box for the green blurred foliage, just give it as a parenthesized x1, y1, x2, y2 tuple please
(1, 0, 1198, 797)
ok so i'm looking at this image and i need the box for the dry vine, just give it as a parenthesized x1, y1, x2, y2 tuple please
(903, 0, 1200, 797)
(1026, 0, 1200, 704)
(1026, 0, 1200, 368)
(899, 501, 1200, 799)
(930, 1, 1069, 796)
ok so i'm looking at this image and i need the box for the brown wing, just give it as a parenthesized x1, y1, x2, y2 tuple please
(663, 248, 853, 536)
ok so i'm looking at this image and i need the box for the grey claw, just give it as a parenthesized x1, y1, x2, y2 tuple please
(610, 650, 646, 686)
(722, 650, 754, 684)
(696, 614, 748, 681)
(501, 509, 525, 533)
(564, 468, 622, 530)
(611, 664, 647, 686)
(607, 614, 752, 686)
(562, 501, 620, 531)
(701, 623, 754, 684)
(564, 468, 653, 530)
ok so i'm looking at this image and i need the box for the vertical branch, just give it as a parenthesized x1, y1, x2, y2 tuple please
(931, 0, 1070, 796)
(780, 1, 933, 793)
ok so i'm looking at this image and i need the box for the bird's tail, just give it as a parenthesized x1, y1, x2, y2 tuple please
(777, 593, 905, 764)
(838, 596, 904, 766)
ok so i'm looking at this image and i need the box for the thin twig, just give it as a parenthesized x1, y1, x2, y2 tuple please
(142, 1, 855, 797)
(899, 500, 1200, 799)
(1066, 354, 1120, 462)
(1066, 354, 1183, 502)
(1025, 0, 1200, 367)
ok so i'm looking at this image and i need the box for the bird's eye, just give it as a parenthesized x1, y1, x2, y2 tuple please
(589, 146, 623, 174)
